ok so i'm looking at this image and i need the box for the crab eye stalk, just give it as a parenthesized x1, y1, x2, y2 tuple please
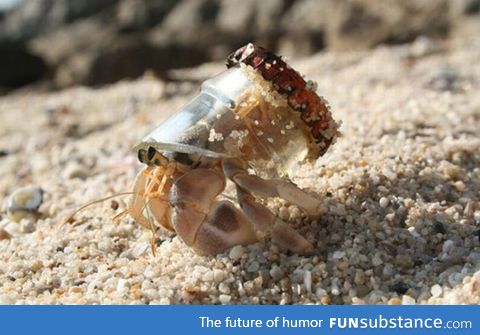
(147, 146, 156, 161)
(137, 146, 165, 166)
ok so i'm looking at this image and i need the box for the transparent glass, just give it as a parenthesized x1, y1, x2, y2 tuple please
(136, 67, 313, 177)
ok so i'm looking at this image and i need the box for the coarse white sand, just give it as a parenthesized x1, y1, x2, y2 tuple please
(1, 31, 479, 304)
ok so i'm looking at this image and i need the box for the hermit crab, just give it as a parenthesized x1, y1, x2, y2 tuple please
(67, 44, 339, 255)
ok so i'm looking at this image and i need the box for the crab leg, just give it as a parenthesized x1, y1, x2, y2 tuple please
(235, 184, 313, 254)
(126, 166, 173, 232)
(223, 159, 313, 254)
(144, 165, 176, 231)
(223, 159, 324, 216)
(169, 167, 257, 255)
(128, 167, 156, 230)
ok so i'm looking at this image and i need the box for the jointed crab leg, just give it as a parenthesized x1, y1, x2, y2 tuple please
(235, 184, 313, 254)
(128, 167, 155, 230)
(127, 165, 172, 230)
(223, 159, 324, 216)
(169, 167, 256, 255)
(192, 200, 257, 255)
(223, 159, 314, 254)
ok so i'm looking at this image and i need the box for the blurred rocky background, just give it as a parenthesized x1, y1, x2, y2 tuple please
(1, 0, 479, 92)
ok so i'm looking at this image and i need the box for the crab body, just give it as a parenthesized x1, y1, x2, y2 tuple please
(129, 44, 339, 255)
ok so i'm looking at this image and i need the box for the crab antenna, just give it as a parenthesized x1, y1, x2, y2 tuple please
(60, 192, 134, 226)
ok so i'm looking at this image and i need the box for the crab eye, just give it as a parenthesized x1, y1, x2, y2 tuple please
(147, 146, 156, 161)
(138, 147, 163, 165)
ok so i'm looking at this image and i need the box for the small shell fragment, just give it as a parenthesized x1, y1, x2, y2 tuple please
(0, 229, 11, 241)
(304, 270, 312, 293)
(6, 187, 44, 222)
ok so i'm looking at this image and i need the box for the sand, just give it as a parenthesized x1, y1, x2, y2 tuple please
(1, 31, 479, 304)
